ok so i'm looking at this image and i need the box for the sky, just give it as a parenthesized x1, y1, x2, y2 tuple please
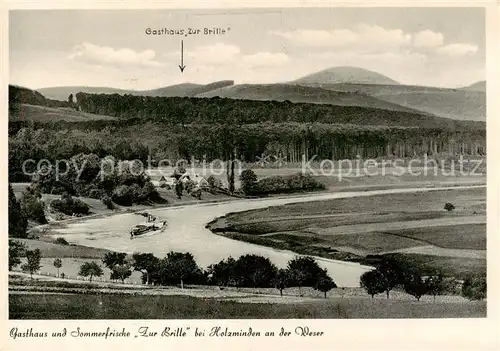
(9, 8, 486, 90)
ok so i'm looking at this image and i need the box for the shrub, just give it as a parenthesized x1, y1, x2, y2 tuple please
(240, 169, 258, 195)
(51, 194, 90, 215)
(54, 237, 69, 245)
(461, 275, 487, 300)
(444, 202, 455, 211)
(252, 173, 325, 196)
(21, 190, 47, 224)
(112, 185, 134, 206)
(101, 195, 114, 209)
(206, 175, 223, 189)
(190, 187, 202, 200)
(50, 185, 67, 195)
(184, 180, 196, 194)
(88, 188, 104, 199)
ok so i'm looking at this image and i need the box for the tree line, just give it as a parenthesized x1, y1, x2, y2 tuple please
(9, 121, 485, 183)
(360, 256, 486, 301)
(8, 241, 486, 301)
(73, 92, 484, 130)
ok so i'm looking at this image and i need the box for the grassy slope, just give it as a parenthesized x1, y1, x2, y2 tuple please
(13, 239, 114, 259)
(38, 81, 234, 100)
(196, 83, 427, 114)
(225, 187, 485, 220)
(10, 104, 117, 122)
(9, 293, 486, 319)
(301, 82, 486, 121)
(211, 188, 486, 277)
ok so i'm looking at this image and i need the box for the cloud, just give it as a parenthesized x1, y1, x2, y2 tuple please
(436, 43, 478, 56)
(269, 29, 358, 48)
(413, 30, 444, 48)
(270, 24, 411, 53)
(180, 42, 289, 68)
(69, 42, 163, 67)
(241, 52, 289, 67)
(186, 43, 241, 65)
(270, 24, 479, 59)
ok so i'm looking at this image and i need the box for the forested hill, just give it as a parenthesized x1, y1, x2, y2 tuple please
(74, 92, 483, 130)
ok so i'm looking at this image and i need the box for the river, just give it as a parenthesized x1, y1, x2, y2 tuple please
(51, 185, 484, 287)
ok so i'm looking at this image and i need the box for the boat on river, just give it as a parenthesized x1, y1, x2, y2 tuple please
(130, 220, 167, 239)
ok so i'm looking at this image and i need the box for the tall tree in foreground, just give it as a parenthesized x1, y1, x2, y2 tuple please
(360, 270, 388, 298)
(232, 254, 278, 288)
(160, 252, 202, 289)
(376, 258, 406, 299)
(403, 271, 429, 301)
(21, 249, 42, 279)
(53, 258, 63, 278)
(111, 264, 132, 284)
(287, 256, 326, 297)
(314, 275, 337, 298)
(102, 252, 127, 270)
(8, 184, 28, 238)
(9, 240, 26, 271)
(274, 268, 290, 297)
(78, 261, 103, 283)
(132, 252, 160, 285)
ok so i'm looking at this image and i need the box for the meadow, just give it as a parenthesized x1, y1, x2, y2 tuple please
(210, 187, 486, 278)
(9, 293, 486, 319)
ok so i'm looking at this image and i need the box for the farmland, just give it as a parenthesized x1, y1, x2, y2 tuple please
(209, 187, 486, 278)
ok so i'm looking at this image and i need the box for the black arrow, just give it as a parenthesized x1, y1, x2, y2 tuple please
(179, 40, 186, 72)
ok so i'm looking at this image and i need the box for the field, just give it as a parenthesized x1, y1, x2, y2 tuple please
(13, 239, 113, 259)
(210, 187, 486, 278)
(10, 104, 117, 122)
(9, 293, 486, 319)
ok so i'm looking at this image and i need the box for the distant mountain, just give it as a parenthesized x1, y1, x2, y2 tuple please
(197, 83, 428, 115)
(459, 81, 486, 92)
(293, 82, 486, 122)
(38, 80, 235, 100)
(293, 66, 400, 85)
(38, 86, 135, 100)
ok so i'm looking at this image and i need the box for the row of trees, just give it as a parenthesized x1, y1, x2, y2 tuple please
(9, 122, 485, 183)
(359, 257, 487, 301)
(73, 92, 484, 131)
(9, 244, 337, 297)
(240, 170, 325, 196)
(8, 241, 486, 300)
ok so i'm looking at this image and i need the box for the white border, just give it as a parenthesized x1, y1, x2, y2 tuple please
(1, 1, 498, 350)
